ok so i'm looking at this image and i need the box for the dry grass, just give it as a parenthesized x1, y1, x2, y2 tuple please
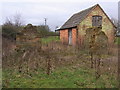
(2, 38, 119, 88)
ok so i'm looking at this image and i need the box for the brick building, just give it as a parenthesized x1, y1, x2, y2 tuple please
(57, 4, 116, 46)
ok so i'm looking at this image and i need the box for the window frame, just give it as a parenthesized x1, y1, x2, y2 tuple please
(92, 15, 102, 27)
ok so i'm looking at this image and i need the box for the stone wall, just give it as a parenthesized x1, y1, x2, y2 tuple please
(78, 5, 115, 46)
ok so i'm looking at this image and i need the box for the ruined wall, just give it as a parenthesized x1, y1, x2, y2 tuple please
(60, 29, 68, 44)
(78, 5, 115, 45)
(16, 24, 40, 45)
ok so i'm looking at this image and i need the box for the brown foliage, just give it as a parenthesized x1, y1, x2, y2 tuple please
(85, 27, 108, 79)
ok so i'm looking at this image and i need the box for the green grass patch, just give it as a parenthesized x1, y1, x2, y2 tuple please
(41, 36, 60, 44)
(2, 65, 118, 88)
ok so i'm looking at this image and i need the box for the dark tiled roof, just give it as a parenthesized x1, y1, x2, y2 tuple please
(59, 4, 98, 30)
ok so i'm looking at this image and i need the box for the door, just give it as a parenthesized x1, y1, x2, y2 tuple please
(68, 29, 72, 45)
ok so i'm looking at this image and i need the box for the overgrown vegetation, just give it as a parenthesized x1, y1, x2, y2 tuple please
(3, 64, 118, 88)
(2, 21, 22, 40)
(85, 27, 108, 79)
(2, 14, 24, 40)
(37, 25, 59, 37)
(115, 37, 120, 45)
(2, 39, 118, 88)
(2, 15, 118, 88)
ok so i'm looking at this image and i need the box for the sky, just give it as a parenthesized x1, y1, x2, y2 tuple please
(0, 0, 119, 31)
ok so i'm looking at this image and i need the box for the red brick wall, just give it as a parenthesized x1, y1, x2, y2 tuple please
(60, 29, 68, 44)
(60, 28, 77, 45)
(72, 28, 77, 46)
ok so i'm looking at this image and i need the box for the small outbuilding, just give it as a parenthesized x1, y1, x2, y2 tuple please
(57, 4, 116, 46)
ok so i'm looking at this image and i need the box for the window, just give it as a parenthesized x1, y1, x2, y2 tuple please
(92, 16, 102, 27)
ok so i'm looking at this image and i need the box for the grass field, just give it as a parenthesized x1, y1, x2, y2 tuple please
(2, 63, 118, 88)
(2, 36, 118, 88)
(41, 36, 60, 44)
(2, 52, 118, 88)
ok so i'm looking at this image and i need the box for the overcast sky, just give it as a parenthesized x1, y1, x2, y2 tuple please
(0, 0, 119, 31)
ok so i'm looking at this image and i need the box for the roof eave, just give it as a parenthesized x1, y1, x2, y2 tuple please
(57, 26, 77, 30)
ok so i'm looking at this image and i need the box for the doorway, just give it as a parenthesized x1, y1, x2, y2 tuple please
(68, 29, 72, 45)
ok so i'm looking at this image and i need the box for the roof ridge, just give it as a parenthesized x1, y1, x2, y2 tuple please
(59, 4, 100, 30)
(74, 4, 98, 15)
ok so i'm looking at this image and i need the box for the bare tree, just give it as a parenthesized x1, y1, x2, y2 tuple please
(13, 13, 24, 27)
(4, 17, 13, 26)
(3, 13, 24, 27)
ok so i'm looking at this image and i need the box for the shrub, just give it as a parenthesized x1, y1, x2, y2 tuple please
(37, 25, 58, 37)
